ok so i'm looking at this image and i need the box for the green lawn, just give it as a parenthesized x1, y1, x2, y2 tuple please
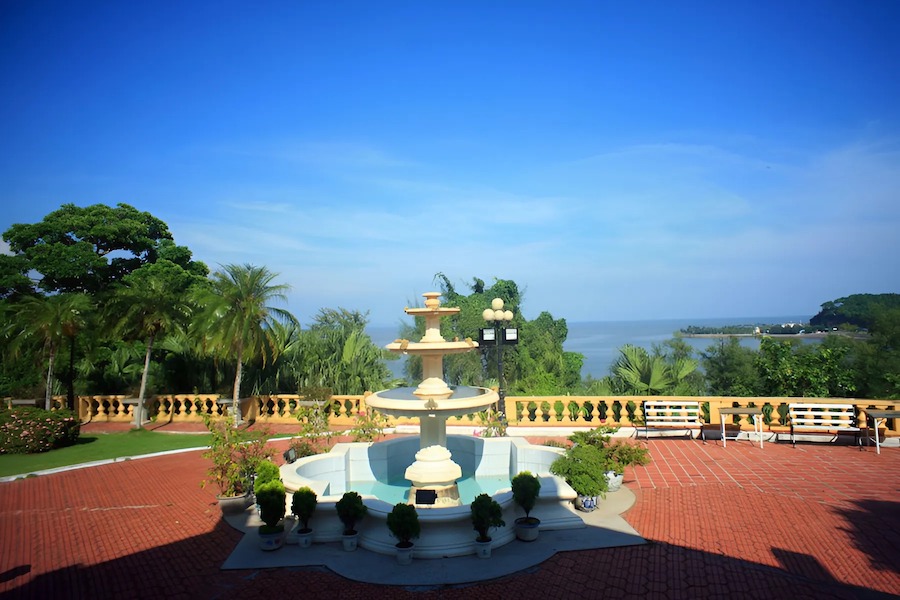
(0, 429, 213, 478)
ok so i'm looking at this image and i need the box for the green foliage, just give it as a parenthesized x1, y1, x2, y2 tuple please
(335, 491, 368, 534)
(756, 338, 857, 397)
(550, 444, 610, 497)
(386, 502, 420, 546)
(291, 487, 318, 531)
(701, 338, 762, 396)
(349, 409, 389, 442)
(511, 471, 541, 518)
(277, 309, 392, 395)
(192, 264, 297, 425)
(253, 460, 281, 495)
(296, 386, 333, 446)
(2, 202, 206, 295)
(0, 407, 80, 454)
(477, 408, 508, 437)
(470, 493, 505, 542)
(255, 479, 286, 531)
(811, 293, 900, 330)
(201, 416, 274, 497)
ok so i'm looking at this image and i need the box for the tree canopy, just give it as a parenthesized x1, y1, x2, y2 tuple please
(810, 293, 900, 330)
(3, 203, 207, 295)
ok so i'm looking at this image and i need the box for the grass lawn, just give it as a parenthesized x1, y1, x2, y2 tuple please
(0, 429, 213, 478)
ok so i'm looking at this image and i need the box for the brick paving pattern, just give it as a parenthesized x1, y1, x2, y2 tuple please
(1, 424, 898, 599)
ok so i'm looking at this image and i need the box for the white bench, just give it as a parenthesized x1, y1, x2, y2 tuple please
(788, 403, 860, 447)
(638, 401, 706, 441)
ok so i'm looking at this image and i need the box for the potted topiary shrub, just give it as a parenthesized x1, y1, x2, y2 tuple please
(288, 487, 317, 547)
(511, 471, 541, 541)
(470, 493, 505, 558)
(335, 491, 368, 551)
(606, 441, 651, 492)
(550, 443, 610, 512)
(386, 502, 420, 565)
(256, 479, 287, 551)
(253, 459, 281, 513)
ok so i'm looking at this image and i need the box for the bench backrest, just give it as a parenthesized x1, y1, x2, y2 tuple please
(788, 403, 858, 430)
(642, 401, 703, 427)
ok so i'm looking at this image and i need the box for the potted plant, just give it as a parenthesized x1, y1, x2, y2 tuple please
(606, 441, 651, 492)
(511, 471, 541, 541)
(287, 487, 317, 547)
(200, 416, 273, 515)
(335, 491, 368, 551)
(256, 479, 287, 551)
(550, 444, 610, 512)
(386, 502, 420, 565)
(470, 493, 505, 558)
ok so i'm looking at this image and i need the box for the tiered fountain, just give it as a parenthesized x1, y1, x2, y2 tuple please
(281, 292, 582, 558)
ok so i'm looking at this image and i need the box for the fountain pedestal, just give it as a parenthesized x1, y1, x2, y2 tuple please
(404, 445, 462, 507)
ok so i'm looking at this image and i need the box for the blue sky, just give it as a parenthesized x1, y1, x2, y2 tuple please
(2, 1, 898, 327)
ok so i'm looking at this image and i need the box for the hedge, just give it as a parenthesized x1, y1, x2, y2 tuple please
(0, 407, 80, 454)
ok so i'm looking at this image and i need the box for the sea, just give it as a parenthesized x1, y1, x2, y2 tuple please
(367, 316, 810, 381)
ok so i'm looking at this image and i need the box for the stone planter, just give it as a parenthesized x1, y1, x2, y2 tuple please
(514, 517, 540, 542)
(216, 492, 252, 516)
(605, 471, 624, 493)
(258, 527, 284, 551)
(395, 543, 413, 565)
(575, 495, 599, 512)
(342, 532, 359, 552)
(474, 539, 492, 559)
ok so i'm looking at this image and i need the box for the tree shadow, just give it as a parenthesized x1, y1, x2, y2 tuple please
(832, 499, 900, 573)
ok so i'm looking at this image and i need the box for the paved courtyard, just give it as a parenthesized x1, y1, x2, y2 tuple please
(1, 426, 898, 599)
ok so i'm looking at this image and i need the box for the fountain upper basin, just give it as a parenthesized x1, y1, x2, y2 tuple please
(365, 385, 498, 418)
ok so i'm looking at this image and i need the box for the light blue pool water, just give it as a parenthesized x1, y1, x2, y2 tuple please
(350, 475, 511, 505)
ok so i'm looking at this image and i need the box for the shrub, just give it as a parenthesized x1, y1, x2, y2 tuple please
(254, 460, 281, 495)
(256, 479, 287, 533)
(0, 407, 80, 454)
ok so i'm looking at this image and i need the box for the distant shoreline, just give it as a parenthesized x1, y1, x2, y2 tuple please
(681, 332, 867, 340)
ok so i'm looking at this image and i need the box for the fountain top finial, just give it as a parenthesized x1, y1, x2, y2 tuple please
(423, 291, 441, 309)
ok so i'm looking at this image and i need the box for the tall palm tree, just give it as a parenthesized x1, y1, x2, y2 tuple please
(108, 262, 194, 428)
(194, 264, 297, 426)
(13, 294, 92, 409)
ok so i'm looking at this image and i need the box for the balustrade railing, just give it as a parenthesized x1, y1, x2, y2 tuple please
(45, 393, 898, 438)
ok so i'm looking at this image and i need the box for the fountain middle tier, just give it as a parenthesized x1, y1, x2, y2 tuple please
(364, 385, 498, 419)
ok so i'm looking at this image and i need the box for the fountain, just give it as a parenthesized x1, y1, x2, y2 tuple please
(280, 292, 584, 558)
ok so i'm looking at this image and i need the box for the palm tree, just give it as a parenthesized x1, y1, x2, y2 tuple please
(13, 294, 92, 410)
(614, 345, 673, 395)
(193, 264, 297, 426)
(108, 262, 194, 428)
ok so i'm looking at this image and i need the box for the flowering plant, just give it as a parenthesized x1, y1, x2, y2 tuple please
(201, 416, 273, 497)
(0, 407, 79, 454)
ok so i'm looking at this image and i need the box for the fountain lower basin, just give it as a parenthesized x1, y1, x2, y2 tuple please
(280, 435, 583, 558)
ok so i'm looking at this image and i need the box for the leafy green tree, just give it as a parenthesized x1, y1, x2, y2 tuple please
(603, 344, 699, 396)
(10, 293, 92, 409)
(193, 264, 297, 426)
(107, 260, 198, 428)
(282, 309, 392, 394)
(0, 255, 34, 299)
(701, 338, 761, 396)
(756, 337, 857, 397)
(3, 203, 207, 295)
(810, 293, 900, 330)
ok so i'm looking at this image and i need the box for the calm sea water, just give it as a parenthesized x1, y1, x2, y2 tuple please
(368, 315, 810, 381)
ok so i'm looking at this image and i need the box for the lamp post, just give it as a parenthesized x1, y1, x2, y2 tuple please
(480, 298, 517, 413)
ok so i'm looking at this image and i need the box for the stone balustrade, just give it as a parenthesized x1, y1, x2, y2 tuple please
(21, 393, 895, 439)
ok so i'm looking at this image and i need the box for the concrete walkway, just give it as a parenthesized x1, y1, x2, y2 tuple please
(1, 426, 898, 599)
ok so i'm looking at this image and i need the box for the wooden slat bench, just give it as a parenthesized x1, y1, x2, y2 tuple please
(638, 401, 706, 441)
(788, 403, 860, 447)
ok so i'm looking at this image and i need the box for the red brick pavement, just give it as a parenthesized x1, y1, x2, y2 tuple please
(1, 432, 898, 599)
